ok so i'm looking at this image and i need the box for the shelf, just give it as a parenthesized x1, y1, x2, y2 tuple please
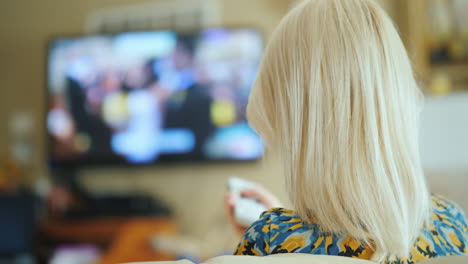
(430, 63, 468, 77)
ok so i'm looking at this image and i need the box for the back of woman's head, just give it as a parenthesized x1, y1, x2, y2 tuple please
(247, 0, 430, 259)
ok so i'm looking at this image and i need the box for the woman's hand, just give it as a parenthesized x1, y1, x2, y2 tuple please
(224, 185, 283, 238)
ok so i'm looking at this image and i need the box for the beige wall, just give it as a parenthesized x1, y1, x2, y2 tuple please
(0, 0, 290, 252)
(0, 0, 289, 171)
(420, 94, 468, 213)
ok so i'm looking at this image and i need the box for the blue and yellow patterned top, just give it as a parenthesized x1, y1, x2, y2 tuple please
(234, 195, 468, 264)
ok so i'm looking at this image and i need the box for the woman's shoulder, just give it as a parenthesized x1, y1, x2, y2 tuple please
(411, 195, 468, 260)
(261, 207, 298, 216)
(243, 208, 374, 257)
(430, 194, 468, 233)
(259, 207, 304, 225)
(432, 194, 465, 210)
(431, 195, 467, 221)
(258, 208, 321, 240)
(235, 208, 321, 254)
(234, 208, 306, 256)
(246, 207, 315, 240)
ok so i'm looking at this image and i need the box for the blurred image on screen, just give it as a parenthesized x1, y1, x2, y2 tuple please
(47, 29, 263, 166)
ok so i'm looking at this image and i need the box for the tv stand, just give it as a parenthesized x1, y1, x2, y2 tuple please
(50, 167, 171, 219)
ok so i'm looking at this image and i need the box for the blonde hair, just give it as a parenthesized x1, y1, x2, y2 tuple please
(247, 0, 430, 260)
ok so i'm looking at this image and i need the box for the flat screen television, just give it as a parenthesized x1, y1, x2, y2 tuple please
(46, 28, 264, 167)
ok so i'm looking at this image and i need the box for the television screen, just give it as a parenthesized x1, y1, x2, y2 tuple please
(46, 29, 263, 166)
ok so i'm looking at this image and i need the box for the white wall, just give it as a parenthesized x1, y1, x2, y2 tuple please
(420, 92, 468, 211)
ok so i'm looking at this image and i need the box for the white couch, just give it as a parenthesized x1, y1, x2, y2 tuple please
(124, 254, 468, 264)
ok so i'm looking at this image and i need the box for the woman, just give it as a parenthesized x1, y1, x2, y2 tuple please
(225, 0, 468, 263)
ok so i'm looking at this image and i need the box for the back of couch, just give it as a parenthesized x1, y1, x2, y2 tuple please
(125, 254, 468, 264)
(204, 254, 374, 264)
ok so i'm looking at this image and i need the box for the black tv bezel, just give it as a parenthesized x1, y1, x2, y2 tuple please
(44, 27, 264, 170)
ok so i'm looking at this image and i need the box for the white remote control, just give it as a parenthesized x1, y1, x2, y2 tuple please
(228, 177, 268, 227)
